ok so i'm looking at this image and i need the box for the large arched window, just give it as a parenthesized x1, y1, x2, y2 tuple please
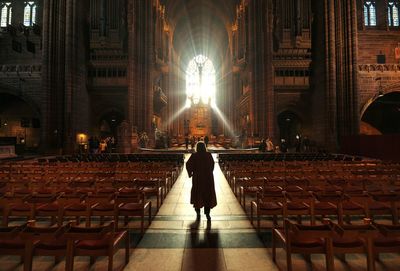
(23, 1, 36, 26)
(185, 55, 216, 108)
(364, 1, 377, 26)
(0, 2, 12, 27)
(388, 1, 400, 26)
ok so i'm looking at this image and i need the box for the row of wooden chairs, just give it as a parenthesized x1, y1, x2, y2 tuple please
(0, 188, 152, 235)
(250, 188, 400, 231)
(2, 176, 166, 205)
(272, 219, 400, 271)
(0, 220, 129, 271)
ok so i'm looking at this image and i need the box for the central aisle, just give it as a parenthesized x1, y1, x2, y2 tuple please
(125, 154, 278, 271)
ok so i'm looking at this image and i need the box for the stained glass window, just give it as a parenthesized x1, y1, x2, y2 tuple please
(186, 55, 216, 108)
(388, 1, 400, 27)
(0, 2, 12, 27)
(364, 1, 377, 26)
(23, 1, 36, 26)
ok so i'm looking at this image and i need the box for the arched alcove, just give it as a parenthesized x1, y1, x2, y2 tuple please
(0, 93, 41, 151)
(361, 91, 400, 134)
(277, 110, 302, 148)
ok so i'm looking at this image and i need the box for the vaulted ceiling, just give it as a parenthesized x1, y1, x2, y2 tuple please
(165, 0, 240, 65)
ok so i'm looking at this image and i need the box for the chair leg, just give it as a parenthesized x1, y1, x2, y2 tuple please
(336, 254, 346, 262)
(286, 248, 293, 271)
(55, 256, 62, 265)
(125, 232, 130, 264)
(250, 203, 254, 225)
(23, 241, 34, 271)
(148, 202, 152, 225)
(65, 240, 75, 271)
(90, 256, 96, 266)
(366, 238, 376, 271)
(108, 254, 113, 271)
(272, 230, 276, 262)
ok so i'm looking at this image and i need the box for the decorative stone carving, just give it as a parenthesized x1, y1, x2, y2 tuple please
(358, 64, 400, 72)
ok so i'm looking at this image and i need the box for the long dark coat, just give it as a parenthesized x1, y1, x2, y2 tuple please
(186, 152, 217, 209)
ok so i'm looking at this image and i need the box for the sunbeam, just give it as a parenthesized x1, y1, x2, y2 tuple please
(164, 105, 188, 128)
(212, 105, 235, 137)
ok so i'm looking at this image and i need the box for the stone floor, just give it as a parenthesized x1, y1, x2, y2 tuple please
(2, 154, 400, 270)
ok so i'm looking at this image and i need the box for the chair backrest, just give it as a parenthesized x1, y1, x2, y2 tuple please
(284, 219, 336, 240)
(65, 222, 114, 241)
(21, 221, 69, 242)
(115, 188, 144, 204)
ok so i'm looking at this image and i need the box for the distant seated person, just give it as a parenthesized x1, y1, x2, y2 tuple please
(258, 139, 266, 152)
(280, 139, 288, 153)
(266, 138, 274, 152)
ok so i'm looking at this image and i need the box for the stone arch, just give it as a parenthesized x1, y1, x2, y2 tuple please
(277, 109, 303, 148)
(0, 91, 42, 150)
(361, 91, 400, 135)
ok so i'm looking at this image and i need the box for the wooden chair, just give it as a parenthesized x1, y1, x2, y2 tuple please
(64, 222, 129, 271)
(284, 191, 313, 225)
(27, 191, 59, 225)
(134, 178, 163, 211)
(86, 193, 115, 226)
(239, 178, 264, 209)
(272, 219, 336, 271)
(58, 193, 88, 226)
(0, 223, 27, 266)
(373, 223, 400, 262)
(368, 193, 400, 225)
(114, 188, 151, 235)
(20, 220, 69, 271)
(3, 191, 34, 226)
(331, 223, 378, 271)
(312, 192, 342, 225)
(250, 186, 284, 231)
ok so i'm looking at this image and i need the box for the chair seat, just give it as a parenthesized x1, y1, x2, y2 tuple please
(10, 203, 31, 212)
(65, 204, 86, 211)
(76, 231, 126, 250)
(36, 241, 67, 250)
(368, 202, 390, 211)
(314, 202, 336, 210)
(287, 202, 309, 210)
(37, 203, 59, 212)
(0, 239, 25, 249)
(374, 236, 400, 247)
(259, 202, 282, 210)
(142, 187, 158, 193)
(285, 186, 303, 193)
(275, 229, 324, 248)
(333, 237, 364, 248)
(244, 186, 262, 193)
(342, 201, 363, 211)
(92, 203, 115, 212)
(292, 236, 324, 248)
(119, 203, 143, 211)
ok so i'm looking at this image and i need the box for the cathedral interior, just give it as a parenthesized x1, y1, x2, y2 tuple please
(1, 1, 400, 271)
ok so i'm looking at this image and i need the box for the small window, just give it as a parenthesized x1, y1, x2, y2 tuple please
(0, 2, 12, 27)
(364, 1, 377, 26)
(388, 1, 400, 27)
(23, 1, 36, 26)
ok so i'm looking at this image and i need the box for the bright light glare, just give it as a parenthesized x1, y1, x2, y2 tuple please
(186, 55, 216, 106)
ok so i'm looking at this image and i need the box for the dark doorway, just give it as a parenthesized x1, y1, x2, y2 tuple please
(99, 110, 124, 138)
(0, 93, 41, 153)
(277, 110, 302, 148)
(362, 92, 400, 134)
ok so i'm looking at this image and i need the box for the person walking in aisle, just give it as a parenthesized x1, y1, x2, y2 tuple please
(186, 141, 217, 220)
